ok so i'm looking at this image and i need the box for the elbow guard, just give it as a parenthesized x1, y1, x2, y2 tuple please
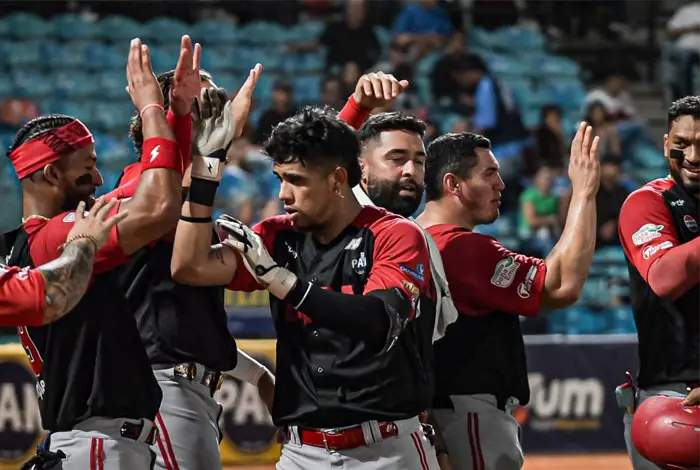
(369, 287, 412, 354)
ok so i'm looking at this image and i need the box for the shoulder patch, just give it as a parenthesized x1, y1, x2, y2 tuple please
(490, 256, 520, 288)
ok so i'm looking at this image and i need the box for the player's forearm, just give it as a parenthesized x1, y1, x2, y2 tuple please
(37, 239, 96, 325)
(543, 193, 597, 307)
(226, 349, 271, 385)
(647, 237, 700, 300)
(171, 201, 216, 283)
(285, 283, 396, 349)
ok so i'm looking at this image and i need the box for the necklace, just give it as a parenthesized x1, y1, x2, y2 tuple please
(22, 215, 50, 224)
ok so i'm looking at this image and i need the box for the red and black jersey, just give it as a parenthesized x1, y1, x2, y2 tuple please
(618, 177, 699, 388)
(227, 206, 434, 428)
(0, 264, 45, 326)
(428, 225, 547, 406)
(4, 203, 162, 432)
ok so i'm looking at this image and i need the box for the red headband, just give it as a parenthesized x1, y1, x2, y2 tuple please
(8, 119, 94, 179)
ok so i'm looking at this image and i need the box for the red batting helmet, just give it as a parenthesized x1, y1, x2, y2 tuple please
(631, 395, 700, 470)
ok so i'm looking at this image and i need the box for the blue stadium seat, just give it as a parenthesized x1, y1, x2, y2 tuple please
(608, 306, 636, 334)
(0, 74, 13, 97)
(55, 71, 101, 98)
(488, 55, 528, 79)
(42, 99, 93, 124)
(238, 21, 288, 46)
(149, 46, 181, 75)
(292, 75, 322, 102)
(547, 80, 587, 110)
(565, 307, 608, 335)
(287, 21, 326, 42)
(546, 309, 568, 335)
(192, 19, 237, 45)
(594, 246, 626, 263)
(0, 16, 11, 38)
(287, 50, 324, 73)
(579, 277, 612, 307)
(51, 13, 100, 40)
(373, 25, 391, 46)
(11, 70, 52, 98)
(0, 131, 16, 153)
(144, 17, 190, 44)
(97, 71, 128, 100)
(6, 41, 41, 68)
(252, 74, 275, 102)
(494, 26, 546, 53)
(85, 44, 124, 70)
(538, 55, 581, 79)
(94, 133, 132, 165)
(632, 144, 663, 169)
(97, 15, 143, 42)
(469, 28, 498, 50)
(6, 13, 52, 39)
(522, 108, 542, 129)
(201, 47, 232, 73)
(91, 102, 134, 133)
(42, 41, 89, 69)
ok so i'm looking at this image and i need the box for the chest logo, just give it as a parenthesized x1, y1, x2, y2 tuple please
(683, 215, 698, 233)
(345, 237, 362, 251)
(670, 199, 685, 207)
(351, 252, 367, 274)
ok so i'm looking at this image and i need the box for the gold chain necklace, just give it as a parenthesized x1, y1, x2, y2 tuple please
(21, 214, 50, 224)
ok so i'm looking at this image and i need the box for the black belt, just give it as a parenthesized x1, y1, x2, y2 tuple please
(173, 362, 224, 396)
(121, 419, 158, 445)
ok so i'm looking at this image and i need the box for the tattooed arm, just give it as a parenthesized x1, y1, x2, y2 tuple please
(36, 239, 97, 324)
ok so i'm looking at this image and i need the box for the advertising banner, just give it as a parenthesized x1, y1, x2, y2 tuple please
(0, 336, 641, 468)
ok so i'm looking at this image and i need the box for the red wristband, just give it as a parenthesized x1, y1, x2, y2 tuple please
(141, 138, 183, 175)
(167, 109, 193, 173)
(338, 95, 371, 130)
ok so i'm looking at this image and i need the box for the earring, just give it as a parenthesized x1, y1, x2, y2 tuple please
(336, 189, 345, 199)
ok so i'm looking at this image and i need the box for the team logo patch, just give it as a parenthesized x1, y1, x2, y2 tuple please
(517, 266, 538, 299)
(402, 279, 420, 296)
(631, 223, 663, 246)
(490, 256, 520, 288)
(399, 263, 425, 282)
(351, 252, 367, 274)
(642, 240, 673, 260)
(683, 215, 698, 233)
(344, 237, 362, 250)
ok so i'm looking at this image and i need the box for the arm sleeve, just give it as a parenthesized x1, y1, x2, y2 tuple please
(618, 188, 679, 282)
(226, 218, 281, 292)
(337, 96, 371, 131)
(0, 266, 45, 327)
(285, 218, 431, 351)
(30, 203, 128, 274)
(442, 233, 547, 317)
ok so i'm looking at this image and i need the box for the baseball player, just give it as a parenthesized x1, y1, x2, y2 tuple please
(415, 124, 601, 470)
(631, 394, 700, 470)
(112, 53, 275, 469)
(6, 37, 188, 469)
(0, 199, 125, 327)
(171, 105, 439, 469)
(617, 96, 700, 470)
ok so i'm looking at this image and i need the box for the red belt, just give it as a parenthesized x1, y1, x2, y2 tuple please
(298, 421, 399, 450)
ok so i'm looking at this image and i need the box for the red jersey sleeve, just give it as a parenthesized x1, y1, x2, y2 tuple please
(27, 201, 128, 274)
(364, 217, 431, 319)
(440, 231, 546, 317)
(618, 187, 679, 282)
(226, 216, 287, 292)
(0, 265, 45, 327)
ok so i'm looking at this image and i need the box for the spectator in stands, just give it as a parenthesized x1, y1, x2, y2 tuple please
(372, 40, 414, 85)
(519, 165, 560, 256)
(431, 31, 471, 104)
(253, 81, 295, 144)
(595, 156, 628, 248)
(213, 136, 258, 224)
(584, 101, 621, 162)
(666, 1, 700, 98)
(393, 0, 453, 54)
(528, 104, 568, 174)
(320, 76, 344, 111)
(341, 61, 362, 97)
(319, 0, 380, 73)
(584, 71, 637, 122)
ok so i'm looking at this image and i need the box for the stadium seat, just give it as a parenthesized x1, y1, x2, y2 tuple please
(546, 80, 587, 110)
(373, 26, 391, 46)
(287, 50, 325, 73)
(494, 26, 546, 53)
(287, 21, 326, 42)
(48, 99, 94, 124)
(6, 13, 52, 39)
(97, 15, 142, 42)
(488, 55, 528, 79)
(608, 306, 636, 334)
(238, 21, 288, 46)
(149, 46, 181, 75)
(191, 19, 237, 45)
(95, 169, 121, 197)
(565, 307, 608, 335)
(0, 16, 11, 38)
(143, 17, 190, 44)
(51, 13, 100, 40)
(52, 71, 100, 98)
(469, 27, 498, 50)
(579, 277, 612, 307)
(292, 75, 322, 102)
(86, 43, 124, 70)
(594, 246, 626, 263)
(538, 55, 581, 79)
(91, 102, 133, 133)
(97, 71, 127, 100)
(94, 133, 132, 166)
(5, 41, 41, 68)
(0, 74, 13, 98)
(11, 70, 52, 98)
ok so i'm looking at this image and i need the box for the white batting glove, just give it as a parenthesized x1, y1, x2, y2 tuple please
(215, 214, 298, 299)
(192, 100, 236, 157)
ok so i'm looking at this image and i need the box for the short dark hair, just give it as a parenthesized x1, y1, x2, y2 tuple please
(128, 68, 213, 155)
(7, 114, 76, 180)
(425, 132, 492, 201)
(358, 112, 427, 144)
(264, 106, 361, 186)
(667, 96, 700, 131)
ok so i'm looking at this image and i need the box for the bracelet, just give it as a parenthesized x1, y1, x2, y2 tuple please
(58, 234, 99, 254)
(179, 215, 212, 224)
(140, 103, 165, 119)
(187, 177, 220, 207)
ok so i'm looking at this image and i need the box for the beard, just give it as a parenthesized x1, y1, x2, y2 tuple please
(366, 175, 424, 218)
(670, 166, 700, 198)
(59, 190, 94, 213)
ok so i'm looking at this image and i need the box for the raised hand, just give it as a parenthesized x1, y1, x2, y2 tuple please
(170, 35, 202, 116)
(68, 198, 128, 250)
(353, 71, 409, 110)
(125, 38, 163, 112)
(568, 122, 601, 198)
(230, 63, 263, 139)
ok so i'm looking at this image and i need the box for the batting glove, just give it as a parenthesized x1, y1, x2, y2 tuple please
(192, 100, 236, 157)
(215, 214, 298, 299)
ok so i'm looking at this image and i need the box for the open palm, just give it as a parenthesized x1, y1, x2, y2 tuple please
(170, 35, 202, 116)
